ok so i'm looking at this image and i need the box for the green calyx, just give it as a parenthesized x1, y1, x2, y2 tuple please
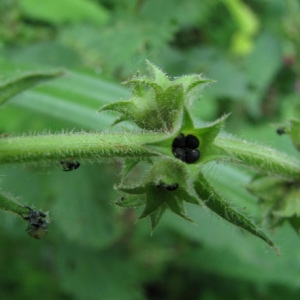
(116, 158, 200, 231)
(143, 110, 229, 166)
(99, 60, 212, 132)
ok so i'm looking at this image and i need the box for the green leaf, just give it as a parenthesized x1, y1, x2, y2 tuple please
(244, 33, 282, 116)
(56, 244, 144, 300)
(194, 172, 275, 248)
(0, 69, 130, 131)
(166, 208, 300, 287)
(51, 165, 122, 249)
(0, 69, 63, 107)
(20, 0, 109, 26)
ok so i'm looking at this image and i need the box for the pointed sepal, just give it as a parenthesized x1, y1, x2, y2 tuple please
(195, 172, 276, 248)
(114, 194, 146, 208)
(114, 158, 201, 229)
(98, 61, 213, 132)
(149, 204, 167, 232)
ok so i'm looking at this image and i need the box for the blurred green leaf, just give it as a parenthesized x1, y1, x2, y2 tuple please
(50, 165, 122, 249)
(164, 207, 300, 288)
(0, 69, 130, 131)
(3, 42, 83, 68)
(0, 66, 62, 107)
(56, 243, 145, 300)
(222, 0, 259, 54)
(276, 189, 300, 218)
(244, 33, 282, 116)
(201, 53, 248, 100)
(20, 0, 109, 25)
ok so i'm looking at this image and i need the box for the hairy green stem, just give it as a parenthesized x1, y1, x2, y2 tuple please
(214, 136, 300, 180)
(0, 132, 164, 165)
(1, 132, 300, 183)
(0, 192, 29, 215)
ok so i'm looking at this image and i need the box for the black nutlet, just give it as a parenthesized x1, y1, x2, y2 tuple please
(185, 149, 200, 164)
(166, 183, 179, 191)
(185, 134, 200, 149)
(173, 147, 186, 161)
(172, 133, 186, 149)
(172, 133, 201, 164)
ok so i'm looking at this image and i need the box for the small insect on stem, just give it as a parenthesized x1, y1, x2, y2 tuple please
(20, 206, 49, 239)
(60, 160, 80, 172)
(276, 128, 285, 135)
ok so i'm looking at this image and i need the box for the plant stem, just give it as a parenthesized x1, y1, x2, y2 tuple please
(214, 136, 300, 180)
(0, 192, 29, 215)
(1, 132, 300, 182)
(0, 132, 164, 165)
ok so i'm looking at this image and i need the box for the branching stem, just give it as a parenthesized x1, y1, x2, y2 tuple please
(1, 133, 300, 182)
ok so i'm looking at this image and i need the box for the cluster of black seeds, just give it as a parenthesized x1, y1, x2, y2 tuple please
(21, 207, 49, 239)
(172, 133, 200, 164)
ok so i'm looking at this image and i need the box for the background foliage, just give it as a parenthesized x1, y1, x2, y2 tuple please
(1, 0, 300, 299)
